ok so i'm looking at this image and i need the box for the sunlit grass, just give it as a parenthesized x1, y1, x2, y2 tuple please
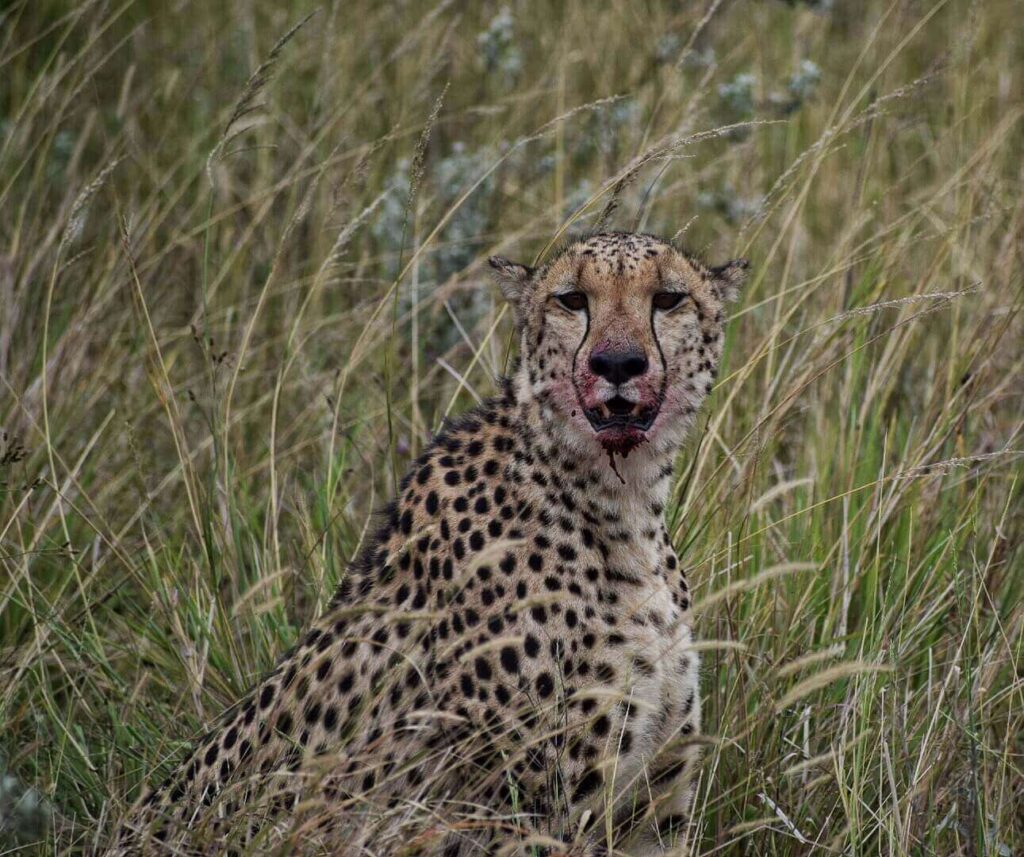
(0, 0, 1021, 853)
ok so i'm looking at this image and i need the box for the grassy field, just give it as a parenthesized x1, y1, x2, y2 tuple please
(1, 0, 1022, 853)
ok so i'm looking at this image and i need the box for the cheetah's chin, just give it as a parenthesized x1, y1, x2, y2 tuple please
(595, 425, 649, 458)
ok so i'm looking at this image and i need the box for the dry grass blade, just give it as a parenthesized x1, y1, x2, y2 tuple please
(697, 563, 818, 612)
(775, 663, 894, 712)
(207, 10, 318, 181)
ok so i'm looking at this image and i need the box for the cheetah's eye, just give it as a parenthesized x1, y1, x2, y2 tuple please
(652, 292, 686, 311)
(555, 292, 588, 312)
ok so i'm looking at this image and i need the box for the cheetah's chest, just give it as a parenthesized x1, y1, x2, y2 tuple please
(597, 527, 698, 754)
(622, 587, 695, 713)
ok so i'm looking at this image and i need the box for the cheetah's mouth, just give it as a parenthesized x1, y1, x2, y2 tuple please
(584, 396, 658, 454)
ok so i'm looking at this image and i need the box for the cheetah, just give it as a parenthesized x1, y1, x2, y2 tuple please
(110, 231, 747, 855)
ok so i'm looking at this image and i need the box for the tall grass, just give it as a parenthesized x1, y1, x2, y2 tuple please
(0, 0, 1021, 853)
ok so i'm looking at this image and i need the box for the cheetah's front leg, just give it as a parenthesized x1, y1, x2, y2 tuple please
(617, 719, 703, 855)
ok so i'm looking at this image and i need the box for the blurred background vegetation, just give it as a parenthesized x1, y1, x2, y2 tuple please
(0, 0, 1021, 853)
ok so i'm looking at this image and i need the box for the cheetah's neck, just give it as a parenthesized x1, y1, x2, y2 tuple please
(508, 378, 676, 530)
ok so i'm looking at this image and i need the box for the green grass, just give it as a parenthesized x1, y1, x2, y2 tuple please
(1, 0, 1021, 853)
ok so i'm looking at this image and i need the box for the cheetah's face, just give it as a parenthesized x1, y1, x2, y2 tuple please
(491, 233, 747, 457)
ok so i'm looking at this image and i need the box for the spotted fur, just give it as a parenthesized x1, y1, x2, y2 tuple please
(109, 232, 747, 855)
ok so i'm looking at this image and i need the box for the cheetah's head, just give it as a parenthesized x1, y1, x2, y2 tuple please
(491, 232, 747, 459)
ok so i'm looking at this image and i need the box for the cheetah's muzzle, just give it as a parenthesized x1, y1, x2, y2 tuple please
(584, 395, 657, 430)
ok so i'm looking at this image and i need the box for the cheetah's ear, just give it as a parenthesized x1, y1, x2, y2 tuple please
(488, 256, 534, 325)
(709, 258, 749, 303)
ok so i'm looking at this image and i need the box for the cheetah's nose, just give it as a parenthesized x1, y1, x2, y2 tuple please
(589, 349, 649, 385)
